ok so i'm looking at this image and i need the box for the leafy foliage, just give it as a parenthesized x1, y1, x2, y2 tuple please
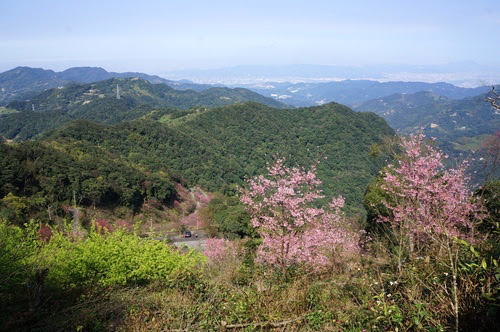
(39, 225, 206, 288)
(0, 139, 175, 220)
(36, 102, 393, 210)
(206, 194, 252, 238)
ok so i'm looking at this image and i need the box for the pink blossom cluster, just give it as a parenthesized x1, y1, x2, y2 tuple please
(380, 134, 484, 243)
(181, 212, 204, 228)
(193, 186, 212, 205)
(204, 238, 236, 261)
(240, 158, 359, 271)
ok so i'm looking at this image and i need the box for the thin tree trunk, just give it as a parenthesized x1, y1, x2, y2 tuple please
(447, 241, 459, 332)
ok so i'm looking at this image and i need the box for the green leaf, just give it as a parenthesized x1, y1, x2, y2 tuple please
(470, 245, 480, 258)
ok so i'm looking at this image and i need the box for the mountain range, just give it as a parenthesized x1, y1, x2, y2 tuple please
(0, 77, 285, 140)
(237, 80, 490, 107)
(354, 90, 498, 143)
(0, 66, 212, 105)
(1, 101, 394, 212)
(0, 64, 497, 214)
(354, 89, 500, 182)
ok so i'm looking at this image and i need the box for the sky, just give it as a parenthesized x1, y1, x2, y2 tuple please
(0, 0, 499, 74)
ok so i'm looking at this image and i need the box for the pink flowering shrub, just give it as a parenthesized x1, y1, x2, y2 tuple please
(240, 158, 359, 272)
(379, 134, 484, 252)
(181, 212, 203, 228)
(377, 134, 486, 331)
(204, 238, 229, 261)
(193, 187, 212, 205)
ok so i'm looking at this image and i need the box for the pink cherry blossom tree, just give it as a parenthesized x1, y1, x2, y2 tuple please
(240, 158, 359, 273)
(378, 134, 485, 332)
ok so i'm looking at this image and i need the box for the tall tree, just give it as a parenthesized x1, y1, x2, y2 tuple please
(240, 158, 359, 273)
(378, 134, 485, 332)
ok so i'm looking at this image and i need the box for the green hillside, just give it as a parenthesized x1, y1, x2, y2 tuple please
(0, 66, 213, 105)
(41, 102, 394, 210)
(0, 138, 175, 223)
(0, 77, 286, 140)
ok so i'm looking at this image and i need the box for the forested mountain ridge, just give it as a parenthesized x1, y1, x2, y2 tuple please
(0, 77, 286, 140)
(40, 102, 394, 210)
(0, 66, 212, 105)
(8, 77, 285, 113)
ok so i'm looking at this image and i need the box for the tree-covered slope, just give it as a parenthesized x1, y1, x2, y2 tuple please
(0, 138, 175, 218)
(44, 102, 394, 209)
(0, 78, 286, 140)
(0, 66, 213, 105)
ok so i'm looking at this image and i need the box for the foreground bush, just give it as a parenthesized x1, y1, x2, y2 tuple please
(1, 220, 206, 290)
(37, 225, 206, 288)
(0, 220, 39, 293)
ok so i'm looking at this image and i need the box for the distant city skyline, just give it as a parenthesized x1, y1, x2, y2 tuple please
(1, 0, 499, 75)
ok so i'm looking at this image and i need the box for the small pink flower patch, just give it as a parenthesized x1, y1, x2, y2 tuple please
(204, 238, 235, 261)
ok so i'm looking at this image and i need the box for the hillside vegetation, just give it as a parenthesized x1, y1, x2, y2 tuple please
(354, 90, 499, 142)
(0, 77, 286, 140)
(40, 102, 393, 210)
(1, 68, 497, 332)
(0, 66, 212, 105)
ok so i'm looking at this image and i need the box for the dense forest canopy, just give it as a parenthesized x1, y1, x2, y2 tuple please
(34, 102, 393, 210)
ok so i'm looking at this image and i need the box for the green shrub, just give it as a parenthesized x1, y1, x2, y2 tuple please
(0, 220, 39, 292)
(38, 227, 206, 288)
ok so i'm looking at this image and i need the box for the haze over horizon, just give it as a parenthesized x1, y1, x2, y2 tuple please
(1, 0, 499, 78)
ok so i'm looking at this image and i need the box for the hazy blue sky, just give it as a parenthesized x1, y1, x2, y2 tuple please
(1, 0, 499, 73)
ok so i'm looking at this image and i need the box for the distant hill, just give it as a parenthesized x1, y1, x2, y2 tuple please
(239, 80, 490, 107)
(0, 66, 212, 105)
(354, 90, 499, 142)
(0, 77, 287, 140)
